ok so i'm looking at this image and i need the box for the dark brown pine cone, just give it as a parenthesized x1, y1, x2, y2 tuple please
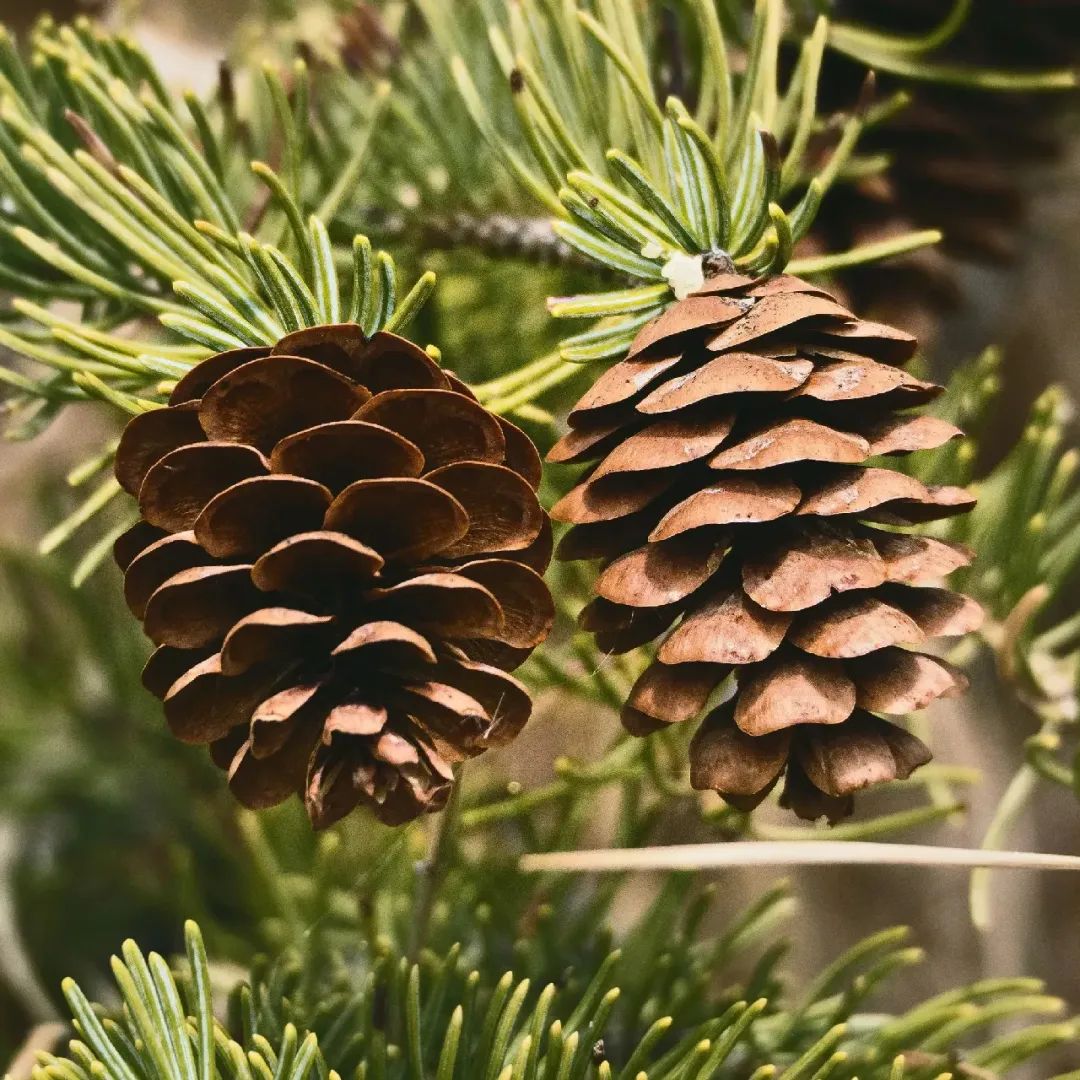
(831, 0, 1080, 71)
(804, 0, 1080, 335)
(113, 325, 554, 829)
(549, 275, 982, 822)
(805, 91, 1047, 331)
(339, 2, 400, 73)
(800, 108, 1022, 344)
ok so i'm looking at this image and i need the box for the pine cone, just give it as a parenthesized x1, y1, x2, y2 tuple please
(832, 0, 1080, 70)
(801, 95, 1025, 340)
(339, 2, 400, 73)
(805, 0, 1080, 334)
(549, 275, 982, 822)
(114, 325, 554, 828)
(809, 88, 1042, 266)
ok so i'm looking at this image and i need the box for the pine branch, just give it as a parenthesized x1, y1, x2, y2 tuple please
(824, 0, 1078, 91)
(347, 209, 619, 275)
(892, 349, 1080, 922)
(33, 923, 334, 1080)
(0, 20, 436, 576)
(0, 535, 1075, 1074)
(37, 887, 1079, 1080)
(0, 20, 430, 407)
(401, 0, 945, 408)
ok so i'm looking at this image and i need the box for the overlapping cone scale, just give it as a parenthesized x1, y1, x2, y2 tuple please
(550, 274, 981, 822)
(115, 325, 554, 828)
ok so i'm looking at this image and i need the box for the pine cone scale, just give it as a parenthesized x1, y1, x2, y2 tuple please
(168, 346, 271, 404)
(627, 661, 725, 725)
(114, 402, 206, 496)
(331, 620, 437, 665)
(143, 564, 262, 649)
(366, 573, 506, 640)
(736, 650, 857, 735)
(356, 389, 507, 469)
(269, 324, 448, 392)
(324, 477, 470, 562)
(250, 531, 385, 595)
(425, 462, 545, 557)
(851, 650, 967, 714)
(551, 471, 675, 525)
(637, 354, 814, 413)
(164, 653, 275, 744)
(139, 443, 270, 532)
(568, 353, 684, 417)
(123, 532, 209, 619)
(741, 528, 887, 611)
(709, 419, 871, 470)
(196, 476, 333, 558)
(269, 420, 427, 489)
(454, 559, 554, 647)
(625, 294, 750, 359)
(704, 293, 852, 352)
(219, 608, 336, 676)
(141, 644, 211, 698)
(658, 586, 792, 667)
(653, 477, 801, 537)
(197, 355, 372, 449)
(789, 595, 924, 658)
(596, 534, 725, 609)
(690, 704, 791, 800)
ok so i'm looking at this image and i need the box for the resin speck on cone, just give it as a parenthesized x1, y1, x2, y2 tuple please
(115, 325, 554, 828)
(550, 274, 982, 822)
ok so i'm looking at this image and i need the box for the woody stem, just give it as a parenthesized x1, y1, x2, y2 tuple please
(408, 773, 464, 962)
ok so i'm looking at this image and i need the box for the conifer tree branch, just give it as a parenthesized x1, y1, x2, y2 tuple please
(0, 20, 439, 575)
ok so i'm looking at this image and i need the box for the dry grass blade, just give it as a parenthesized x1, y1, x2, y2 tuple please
(519, 841, 1080, 874)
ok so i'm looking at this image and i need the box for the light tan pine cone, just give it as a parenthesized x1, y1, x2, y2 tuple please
(114, 325, 554, 828)
(549, 274, 982, 822)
